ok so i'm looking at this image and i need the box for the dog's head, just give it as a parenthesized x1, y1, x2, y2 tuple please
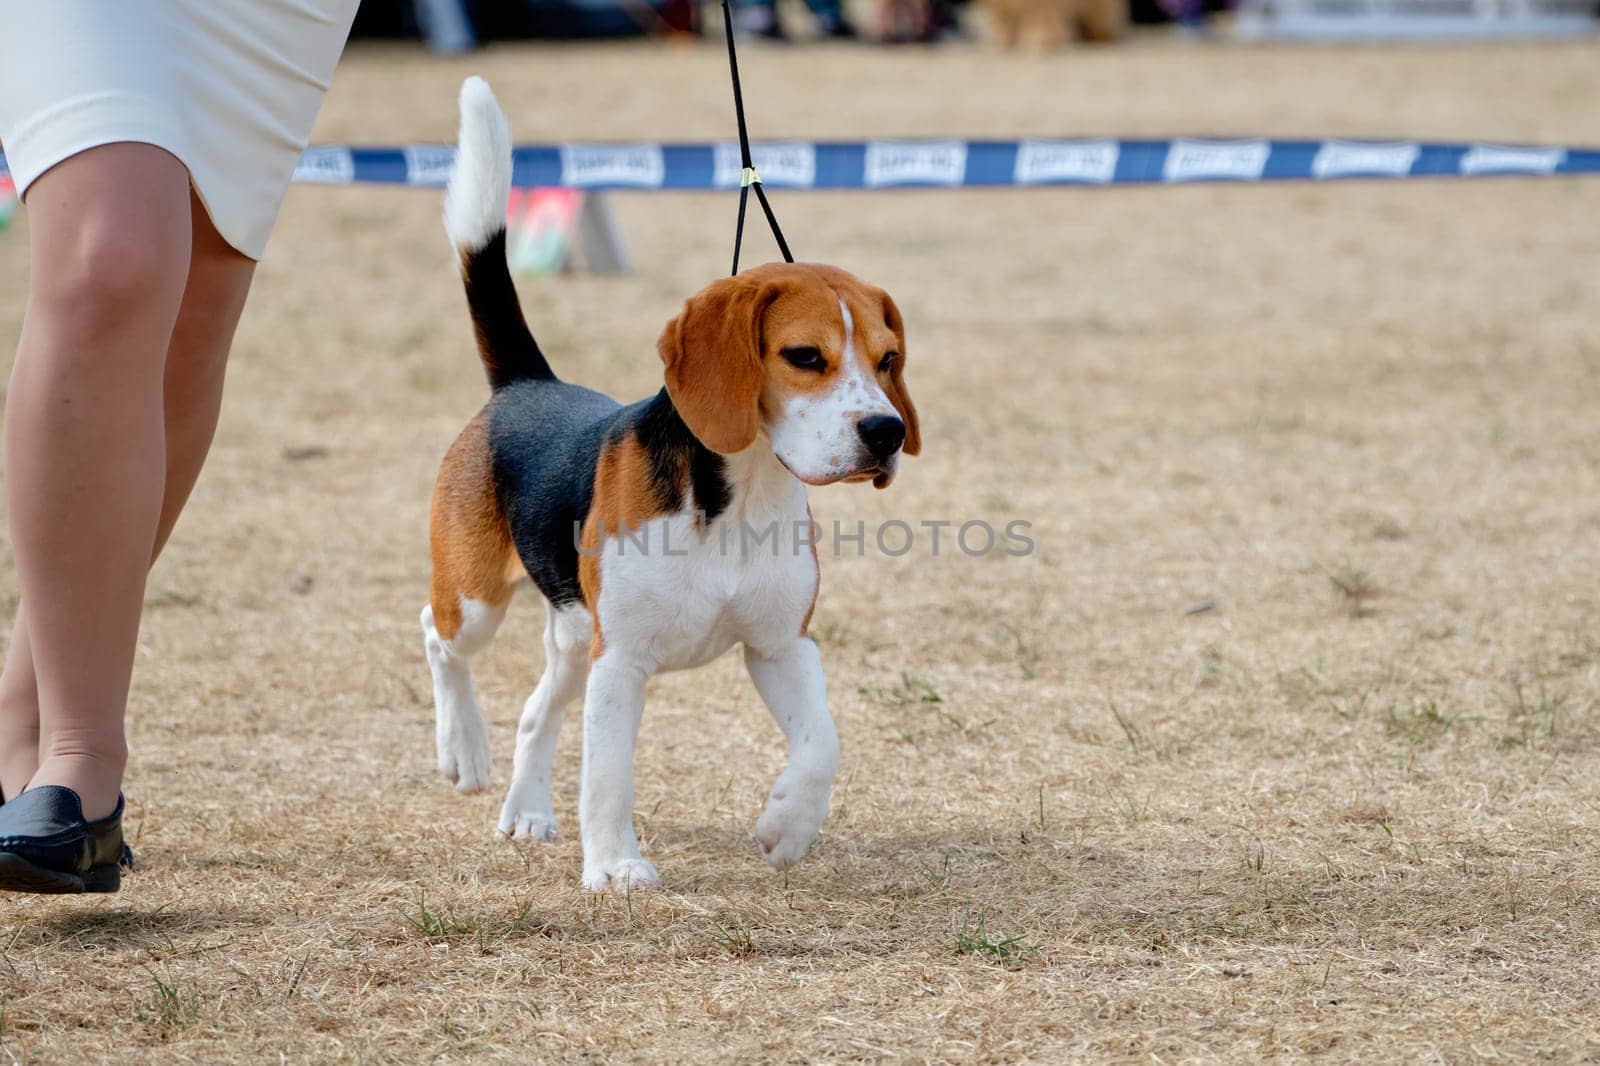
(658, 263, 920, 488)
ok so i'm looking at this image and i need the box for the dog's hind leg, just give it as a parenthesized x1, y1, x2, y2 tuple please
(498, 599, 590, 841)
(423, 595, 510, 794)
(425, 410, 520, 794)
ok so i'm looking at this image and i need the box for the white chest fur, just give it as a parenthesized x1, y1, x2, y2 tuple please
(593, 446, 818, 671)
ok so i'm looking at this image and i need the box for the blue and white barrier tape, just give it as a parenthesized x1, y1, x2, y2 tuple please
(293, 138, 1600, 188)
(4, 139, 1598, 190)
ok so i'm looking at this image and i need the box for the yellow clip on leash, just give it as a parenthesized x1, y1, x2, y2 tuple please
(719, 0, 793, 275)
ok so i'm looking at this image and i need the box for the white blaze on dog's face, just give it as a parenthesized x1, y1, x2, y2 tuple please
(658, 263, 921, 487)
(762, 296, 905, 486)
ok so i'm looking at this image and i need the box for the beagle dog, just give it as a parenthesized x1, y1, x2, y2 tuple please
(422, 78, 919, 892)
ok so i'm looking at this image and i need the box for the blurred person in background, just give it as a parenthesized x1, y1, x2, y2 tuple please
(878, 0, 970, 41)
(736, 0, 862, 39)
(1157, 0, 1213, 34)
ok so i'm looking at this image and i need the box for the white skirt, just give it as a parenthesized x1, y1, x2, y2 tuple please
(0, 0, 358, 259)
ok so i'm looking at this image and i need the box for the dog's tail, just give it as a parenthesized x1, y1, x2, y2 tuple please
(443, 76, 553, 389)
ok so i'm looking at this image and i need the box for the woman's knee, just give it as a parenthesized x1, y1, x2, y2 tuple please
(38, 222, 191, 327)
(26, 146, 194, 327)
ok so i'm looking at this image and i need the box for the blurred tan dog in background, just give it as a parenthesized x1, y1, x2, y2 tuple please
(986, 0, 1126, 48)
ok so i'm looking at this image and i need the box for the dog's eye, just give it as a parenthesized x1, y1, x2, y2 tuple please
(781, 347, 825, 372)
(878, 351, 899, 374)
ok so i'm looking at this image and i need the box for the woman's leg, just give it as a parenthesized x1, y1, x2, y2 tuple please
(152, 191, 256, 559)
(0, 181, 254, 805)
(0, 625, 38, 799)
(1, 144, 193, 817)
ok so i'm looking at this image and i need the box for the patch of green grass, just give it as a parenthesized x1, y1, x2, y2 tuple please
(1238, 845, 1318, 916)
(281, 955, 311, 1001)
(707, 773, 737, 817)
(436, 1017, 482, 1054)
(1109, 702, 1144, 754)
(1376, 819, 1424, 864)
(708, 919, 755, 957)
(144, 588, 205, 610)
(133, 969, 199, 1033)
(404, 891, 483, 940)
(952, 911, 1040, 965)
(934, 709, 996, 736)
(402, 893, 547, 947)
(1239, 408, 1308, 437)
(1257, 879, 1312, 915)
(1318, 560, 1378, 616)
(1327, 691, 1372, 722)
(1385, 699, 1473, 746)
(859, 672, 944, 708)
(1556, 642, 1596, 672)
(1110, 787, 1152, 827)
(917, 854, 953, 892)
(994, 622, 1040, 680)
(1498, 683, 1571, 749)
(809, 619, 849, 647)
(863, 673, 992, 738)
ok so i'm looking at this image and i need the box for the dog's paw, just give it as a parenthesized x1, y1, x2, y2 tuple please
(754, 783, 829, 870)
(498, 776, 559, 840)
(581, 857, 661, 893)
(436, 727, 491, 794)
(498, 801, 559, 842)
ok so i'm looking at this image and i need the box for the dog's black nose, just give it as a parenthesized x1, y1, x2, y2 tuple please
(857, 415, 906, 461)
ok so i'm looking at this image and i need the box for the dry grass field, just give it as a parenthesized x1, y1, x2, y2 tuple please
(4, 32, 1600, 1064)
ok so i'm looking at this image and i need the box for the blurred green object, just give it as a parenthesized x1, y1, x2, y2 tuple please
(0, 175, 15, 232)
(507, 187, 582, 276)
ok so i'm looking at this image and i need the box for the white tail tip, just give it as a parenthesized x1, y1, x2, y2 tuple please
(443, 76, 512, 253)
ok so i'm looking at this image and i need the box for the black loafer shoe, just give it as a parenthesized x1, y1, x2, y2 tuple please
(0, 786, 128, 894)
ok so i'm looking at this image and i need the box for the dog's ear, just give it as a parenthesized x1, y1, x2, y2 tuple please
(879, 291, 921, 457)
(659, 276, 780, 455)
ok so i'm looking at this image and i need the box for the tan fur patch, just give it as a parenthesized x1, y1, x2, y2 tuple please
(428, 411, 519, 641)
(875, 290, 921, 456)
(578, 433, 680, 660)
(658, 280, 776, 455)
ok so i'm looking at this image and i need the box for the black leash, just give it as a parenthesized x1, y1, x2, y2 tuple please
(720, 0, 794, 275)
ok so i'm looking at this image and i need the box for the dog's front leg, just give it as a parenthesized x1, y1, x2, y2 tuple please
(744, 638, 841, 869)
(578, 652, 660, 891)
